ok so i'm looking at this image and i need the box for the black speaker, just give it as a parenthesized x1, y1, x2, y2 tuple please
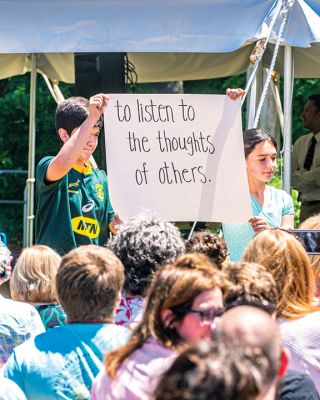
(75, 52, 126, 97)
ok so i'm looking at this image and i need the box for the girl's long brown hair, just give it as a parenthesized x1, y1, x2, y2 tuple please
(106, 253, 228, 379)
(242, 228, 318, 320)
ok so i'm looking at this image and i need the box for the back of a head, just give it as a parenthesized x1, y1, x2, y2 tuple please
(11, 245, 61, 303)
(55, 96, 89, 135)
(222, 262, 277, 314)
(215, 306, 281, 364)
(154, 332, 279, 400)
(108, 214, 185, 297)
(186, 231, 227, 268)
(242, 229, 317, 319)
(56, 245, 124, 323)
(213, 306, 282, 397)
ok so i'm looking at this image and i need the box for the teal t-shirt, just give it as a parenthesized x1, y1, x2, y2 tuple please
(35, 156, 114, 255)
(4, 323, 130, 400)
(222, 186, 294, 262)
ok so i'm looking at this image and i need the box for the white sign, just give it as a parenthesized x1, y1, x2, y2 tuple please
(104, 94, 252, 223)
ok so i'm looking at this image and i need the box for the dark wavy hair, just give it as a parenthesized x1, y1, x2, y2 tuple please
(243, 129, 277, 159)
(108, 214, 185, 296)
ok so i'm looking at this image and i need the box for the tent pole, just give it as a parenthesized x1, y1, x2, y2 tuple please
(283, 45, 293, 194)
(26, 54, 37, 247)
(246, 68, 257, 129)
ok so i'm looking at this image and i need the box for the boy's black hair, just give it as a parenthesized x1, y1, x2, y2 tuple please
(55, 96, 89, 136)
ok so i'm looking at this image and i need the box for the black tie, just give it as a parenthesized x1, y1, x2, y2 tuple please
(304, 136, 317, 171)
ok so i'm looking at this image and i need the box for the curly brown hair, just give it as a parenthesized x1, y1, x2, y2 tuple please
(186, 231, 228, 268)
(222, 261, 278, 314)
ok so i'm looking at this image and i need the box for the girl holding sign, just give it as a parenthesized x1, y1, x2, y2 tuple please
(222, 127, 294, 261)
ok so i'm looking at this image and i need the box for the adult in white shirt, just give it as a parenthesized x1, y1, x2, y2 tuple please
(292, 95, 320, 223)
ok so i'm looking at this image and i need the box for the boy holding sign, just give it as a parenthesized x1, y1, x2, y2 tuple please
(35, 94, 119, 255)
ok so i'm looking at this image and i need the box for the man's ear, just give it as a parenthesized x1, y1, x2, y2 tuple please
(58, 128, 70, 143)
(278, 347, 290, 378)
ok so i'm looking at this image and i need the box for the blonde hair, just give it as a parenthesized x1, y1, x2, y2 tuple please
(11, 245, 61, 303)
(242, 229, 318, 320)
(106, 253, 229, 380)
(300, 214, 320, 284)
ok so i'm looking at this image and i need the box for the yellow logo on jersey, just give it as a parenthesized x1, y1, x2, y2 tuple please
(68, 180, 80, 194)
(95, 184, 104, 201)
(71, 216, 100, 238)
(68, 180, 80, 188)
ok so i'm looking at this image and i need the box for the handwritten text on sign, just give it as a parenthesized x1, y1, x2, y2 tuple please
(104, 94, 252, 223)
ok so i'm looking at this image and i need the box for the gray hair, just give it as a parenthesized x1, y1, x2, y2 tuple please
(108, 214, 185, 296)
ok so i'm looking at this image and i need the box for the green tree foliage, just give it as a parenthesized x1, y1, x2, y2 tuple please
(0, 75, 74, 245)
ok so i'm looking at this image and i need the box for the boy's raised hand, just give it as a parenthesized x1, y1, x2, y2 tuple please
(89, 94, 110, 120)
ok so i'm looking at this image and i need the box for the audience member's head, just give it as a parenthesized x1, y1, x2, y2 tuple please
(106, 253, 229, 379)
(155, 306, 288, 400)
(300, 213, 320, 288)
(186, 231, 228, 268)
(242, 228, 318, 320)
(10, 245, 61, 303)
(108, 214, 185, 297)
(56, 245, 124, 323)
(302, 95, 320, 133)
(222, 261, 277, 315)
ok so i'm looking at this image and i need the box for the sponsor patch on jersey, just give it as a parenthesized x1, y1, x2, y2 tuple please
(71, 216, 100, 238)
(95, 184, 104, 201)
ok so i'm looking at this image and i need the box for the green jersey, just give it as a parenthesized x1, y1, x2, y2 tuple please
(35, 156, 114, 255)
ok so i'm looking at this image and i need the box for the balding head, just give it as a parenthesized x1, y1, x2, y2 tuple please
(155, 307, 288, 400)
(212, 306, 286, 397)
(216, 306, 280, 351)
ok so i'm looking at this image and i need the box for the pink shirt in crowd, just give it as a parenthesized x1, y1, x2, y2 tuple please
(90, 337, 176, 400)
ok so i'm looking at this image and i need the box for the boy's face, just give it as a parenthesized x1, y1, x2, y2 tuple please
(70, 124, 100, 162)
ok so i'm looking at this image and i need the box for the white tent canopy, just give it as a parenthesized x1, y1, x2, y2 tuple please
(0, 0, 287, 53)
(1, 0, 320, 245)
(1, 0, 320, 82)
